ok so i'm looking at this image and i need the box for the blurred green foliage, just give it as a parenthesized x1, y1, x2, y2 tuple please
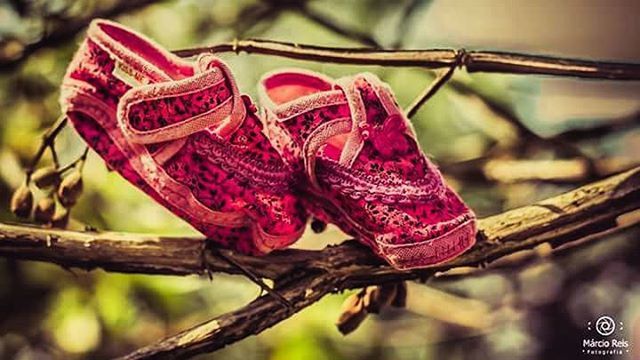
(0, 1, 639, 359)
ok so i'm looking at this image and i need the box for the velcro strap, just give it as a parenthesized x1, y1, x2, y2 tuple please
(303, 118, 352, 189)
(117, 56, 246, 144)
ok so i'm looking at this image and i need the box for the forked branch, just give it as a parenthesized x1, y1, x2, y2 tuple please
(1, 166, 639, 359)
(109, 166, 640, 359)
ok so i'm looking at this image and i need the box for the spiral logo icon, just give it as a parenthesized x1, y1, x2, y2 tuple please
(595, 316, 616, 336)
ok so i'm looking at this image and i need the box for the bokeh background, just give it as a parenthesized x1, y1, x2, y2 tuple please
(1, 0, 639, 359)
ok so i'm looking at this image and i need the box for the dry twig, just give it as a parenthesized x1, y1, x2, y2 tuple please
(174, 39, 640, 80)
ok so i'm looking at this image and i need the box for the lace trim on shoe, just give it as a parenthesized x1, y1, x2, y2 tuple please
(316, 158, 445, 203)
(191, 132, 295, 190)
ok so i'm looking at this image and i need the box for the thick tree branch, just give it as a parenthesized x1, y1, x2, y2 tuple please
(1, 167, 639, 359)
(174, 40, 640, 80)
(118, 271, 337, 360)
(1, 166, 638, 280)
(0, 223, 316, 279)
(120, 166, 640, 359)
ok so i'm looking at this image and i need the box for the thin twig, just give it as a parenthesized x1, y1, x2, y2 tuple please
(49, 144, 59, 167)
(552, 111, 640, 143)
(288, 14, 611, 163)
(173, 40, 640, 80)
(391, 0, 424, 49)
(211, 247, 293, 311)
(57, 146, 89, 174)
(26, 116, 68, 179)
(405, 63, 458, 118)
(231, 2, 281, 39)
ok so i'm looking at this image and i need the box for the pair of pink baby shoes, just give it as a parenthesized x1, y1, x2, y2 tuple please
(60, 19, 476, 270)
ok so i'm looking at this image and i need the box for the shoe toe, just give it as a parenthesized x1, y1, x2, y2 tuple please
(369, 187, 477, 270)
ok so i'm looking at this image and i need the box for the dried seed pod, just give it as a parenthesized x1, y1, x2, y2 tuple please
(363, 285, 397, 314)
(10, 184, 33, 218)
(391, 282, 408, 308)
(51, 209, 70, 228)
(34, 197, 56, 223)
(336, 293, 368, 335)
(31, 166, 60, 188)
(362, 287, 377, 312)
(57, 171, 83, 207)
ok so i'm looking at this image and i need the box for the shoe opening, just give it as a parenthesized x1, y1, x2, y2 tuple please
(262, 71, 333, 105)
(94, 20, 193, 80)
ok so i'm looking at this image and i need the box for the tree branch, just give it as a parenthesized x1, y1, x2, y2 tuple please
(121, 166, 640, 359)
(0, 222, 314, 279)
(1, 166, 639, 358)
(405, 63, 457, 118)
(118, 270, 337, 360)
(174, 40, 640, 80)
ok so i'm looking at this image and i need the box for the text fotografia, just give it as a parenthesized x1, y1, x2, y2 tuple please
(582, 315, 630, 357)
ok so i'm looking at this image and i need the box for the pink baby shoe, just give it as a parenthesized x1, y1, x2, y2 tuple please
(59, 19, 306, 254)
(259, 69, 477, 269)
